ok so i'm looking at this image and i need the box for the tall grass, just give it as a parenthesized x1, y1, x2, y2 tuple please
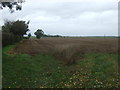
(52, 44, 84, 65)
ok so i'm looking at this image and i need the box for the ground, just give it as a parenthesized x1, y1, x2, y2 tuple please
(2, 37, 120, 88)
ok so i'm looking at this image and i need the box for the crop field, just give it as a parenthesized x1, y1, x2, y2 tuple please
(2, 37, 120, 88)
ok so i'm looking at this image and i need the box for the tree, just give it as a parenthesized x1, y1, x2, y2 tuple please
(34, 29, 44, 39)
(28, 33, 31, 39)
(2, 20, 13, 33)
(0, 0, 25, 13)
(2, 20, 29, 36)
(11, 20, 29, 36)
(2, 20, 30, 46)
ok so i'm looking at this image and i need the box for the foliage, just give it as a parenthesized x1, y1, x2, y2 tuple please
(2, 20, 13, 33)
(10, 20, 29, 36)
(0, 0, 25, 13)
(43, 34, 62, 37)
(2, 20, 29, 36)
(2, 32, 22, 46)
(34, 29, 44, 39)
(2, 20, 29, 46)
(28, 33, 31, 39)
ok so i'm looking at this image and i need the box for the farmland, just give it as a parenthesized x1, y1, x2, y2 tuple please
(2, 37, 119, 88)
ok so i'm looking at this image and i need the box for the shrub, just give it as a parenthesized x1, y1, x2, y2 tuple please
(2, 20, 30, 46)
(2, 32, 22, 47)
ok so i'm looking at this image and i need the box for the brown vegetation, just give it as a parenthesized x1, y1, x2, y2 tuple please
(11, 38, 118, 64)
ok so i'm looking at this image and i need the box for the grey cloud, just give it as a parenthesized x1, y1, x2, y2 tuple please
(22, 1, 117, 19)
(0, 0, 118, 36)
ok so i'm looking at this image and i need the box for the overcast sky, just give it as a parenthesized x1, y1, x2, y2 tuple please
(0, 0, 119, 36)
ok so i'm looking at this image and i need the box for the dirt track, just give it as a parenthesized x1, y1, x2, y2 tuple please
(11, 38, 118, 55)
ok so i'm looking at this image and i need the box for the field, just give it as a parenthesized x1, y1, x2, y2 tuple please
(2, 37, 120, 88)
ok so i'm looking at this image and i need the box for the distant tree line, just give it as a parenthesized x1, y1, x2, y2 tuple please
(34, 29, 62, 39)
(43, 34, 62, 38)
(2, 20, 30, 47)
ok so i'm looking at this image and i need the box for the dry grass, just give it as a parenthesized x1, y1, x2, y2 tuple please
(11, 37, 118, 65)
(52, 44, 84, 65)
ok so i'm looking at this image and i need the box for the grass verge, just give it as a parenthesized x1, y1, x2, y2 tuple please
(2, 45, 119, 88)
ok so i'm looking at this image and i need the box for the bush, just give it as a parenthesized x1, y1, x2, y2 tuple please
(23, 37, 29, 39)
(2, 20, 30, 47)
(2, 32, 22, 47)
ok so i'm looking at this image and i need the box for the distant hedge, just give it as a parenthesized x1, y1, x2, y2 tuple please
(2, 32, 22, 47)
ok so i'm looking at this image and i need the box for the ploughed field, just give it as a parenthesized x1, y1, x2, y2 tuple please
(3, 37, 119, 88)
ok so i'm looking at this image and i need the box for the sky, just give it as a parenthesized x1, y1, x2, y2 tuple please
(0, 0, 119, 36)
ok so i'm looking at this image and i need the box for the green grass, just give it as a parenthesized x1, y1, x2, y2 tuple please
(2, 45, 119, 88)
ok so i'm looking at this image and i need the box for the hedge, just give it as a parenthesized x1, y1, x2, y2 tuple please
(2, 32, 22, 47)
